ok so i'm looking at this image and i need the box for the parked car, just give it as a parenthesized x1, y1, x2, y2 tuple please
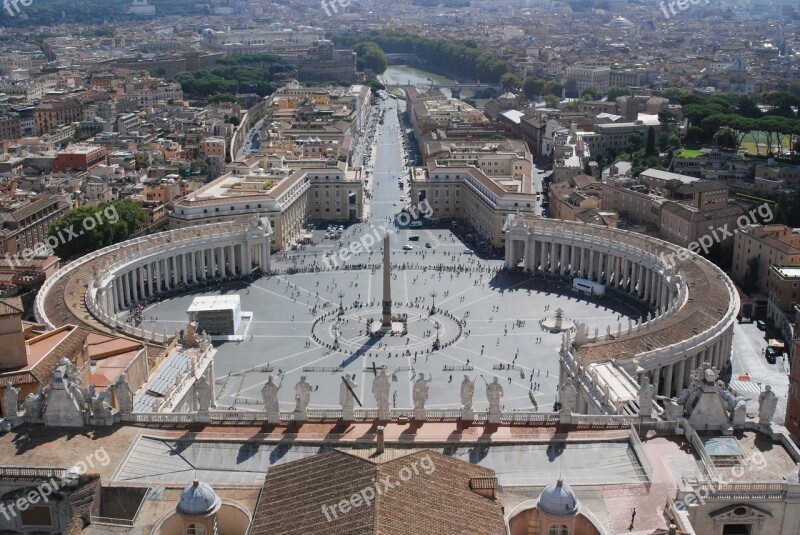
(403, 244, 413, 250)
(756, 320, 766, 330)
(408, 235, 420, 241)
(765, 347, 779, 364)
(425, 242, 432, 248)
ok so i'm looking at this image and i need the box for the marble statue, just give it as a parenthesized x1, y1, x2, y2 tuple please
(758, 385, 778, 427)
(91, 391, 113, 419)
(486, 377, 504, 422)
(460, 376, 475, 410)
(373, 370, 391, 419)
(638, 379, 656, 418)
(412, 373, 432, 411)
(262, 375, 281, 423)
(23, 387, 44, 420)
(294, 375, 312, 414)
(558, 379, 577, 414)
(339, 374, 358, 419)
(115, 373, 134, 414)
(663, 397, 684, 420)
(3, 385, 20, 417)
(196, 375, 212, 413)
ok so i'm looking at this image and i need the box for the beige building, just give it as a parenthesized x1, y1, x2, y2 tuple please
(732, 225, 800, 294)
(602, 175, 745, 250)
(169, 156, 363, 250)
(547, 174, 602, 221)
(409, 154, 538, 248)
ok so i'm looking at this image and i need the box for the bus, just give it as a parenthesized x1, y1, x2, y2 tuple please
(572, 278, 605, 297)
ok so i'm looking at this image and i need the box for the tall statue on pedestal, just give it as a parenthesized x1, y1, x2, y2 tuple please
(262, 375, 282, 425)
(3, 386, 20, 418)
(460, 376, 475, 420)
(294, 376, 312, 420)
(758, 385, 778, 427)
(558, 379, 577, 415)
(115, 373, 134, 414)
(196, 375, 212, 413)
(638, 378, 656, 418)
(373, 370, 391, 420)
(412, 373, 431, 419)
(486, 377, 504, 424)
(340, 374, 359, 420)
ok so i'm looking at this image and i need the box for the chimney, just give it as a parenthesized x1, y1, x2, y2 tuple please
(469, 477, 498, 500)
(669, 524, 677, 535)
(376, 426, 385, 453)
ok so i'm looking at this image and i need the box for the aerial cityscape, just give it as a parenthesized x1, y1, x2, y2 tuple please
(0, 0, 799, 533)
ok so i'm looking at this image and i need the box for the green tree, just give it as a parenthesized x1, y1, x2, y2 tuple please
(227, 115, 240, 127)
(743, 256, 760, 293)
(580, 86, 599, 100)
(48, 200, 145, 259)
(543, 80, 564, 97)
(523, 78, 545, 99)
(500, 73, 521, 92)
(353, 42, 388, 74)
(544, 95, 560, 109)
(607, 87, 632, 101)
(625, 133, 644, 154)
(645, 127, 657, 156)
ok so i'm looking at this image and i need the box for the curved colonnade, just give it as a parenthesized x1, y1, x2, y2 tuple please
(35, 219, 272, 344)
(504, 216, 739, 414)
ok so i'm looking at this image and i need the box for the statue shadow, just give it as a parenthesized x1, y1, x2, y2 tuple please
(9, 424, 120, 456)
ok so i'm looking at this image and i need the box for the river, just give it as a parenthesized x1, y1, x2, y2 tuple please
(381, 65, 480, 102)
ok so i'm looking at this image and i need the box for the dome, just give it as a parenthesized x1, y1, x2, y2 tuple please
(177, 480, 221, 518)
(538, 480, 579, 518)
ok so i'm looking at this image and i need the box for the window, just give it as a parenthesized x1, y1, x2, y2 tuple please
(186, 524, 206, 535)
(549, 526, 569, 535)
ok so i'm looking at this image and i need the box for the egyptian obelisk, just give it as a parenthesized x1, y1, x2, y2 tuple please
(382, 232, 392, 326)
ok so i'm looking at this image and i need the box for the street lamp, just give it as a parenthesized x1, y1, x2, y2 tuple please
(430, 291, 437, 315)
(433, 320, 440, 350)
(338, 291, 345, 316)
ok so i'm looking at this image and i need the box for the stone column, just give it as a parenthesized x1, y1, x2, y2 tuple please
(220, 246, 227, 277)
(675, 359, 686, 393)
(137, 267, 144, 300)
(569, 244, 576, 274)
(200, 248, 207, 280)
(539, 240, 546, 272)
(663, 363, 674, 398)
(122, 272, 130, 308)
(560, 243, 568, 275)
(230, 245, 237, 276)
(244, 243, 252, 275)
(260, 242, 269, 271)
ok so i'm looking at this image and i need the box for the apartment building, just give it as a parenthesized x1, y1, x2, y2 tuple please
(53, 144, 107, 172)
(732, 225, 800, 294)
(564, 66, 610, 96)
(0, 194, 72, 256)
(580, 121, 646, 154)
(602, 174, 745, 249)
(34, 99, 82, 136)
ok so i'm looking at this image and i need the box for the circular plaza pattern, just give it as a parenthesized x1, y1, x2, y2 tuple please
(35, 215, 738, 416)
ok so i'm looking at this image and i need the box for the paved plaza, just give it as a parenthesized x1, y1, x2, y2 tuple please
(137, 233, 648, 412)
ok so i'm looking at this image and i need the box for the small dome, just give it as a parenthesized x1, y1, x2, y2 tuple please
(538, 480, 579, 518)
(177, 480, 221, 518)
